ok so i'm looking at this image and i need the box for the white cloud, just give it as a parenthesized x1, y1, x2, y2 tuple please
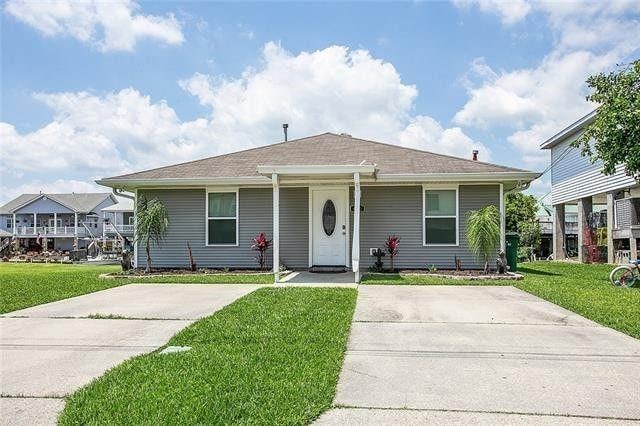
(4, 0, 184, 51)
(453, 0, 532, 24)
(1, 43, 489, 203)
(0, 179, 104, 205)
(398, 116, 490, 161)
(451, 1, 640, 168)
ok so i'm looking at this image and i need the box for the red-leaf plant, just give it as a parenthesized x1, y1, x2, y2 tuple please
(385, 235, 400, 272)
(251, 233, 272, 271)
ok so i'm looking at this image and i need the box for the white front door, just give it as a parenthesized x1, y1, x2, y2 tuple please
(312, 188, 348, 266)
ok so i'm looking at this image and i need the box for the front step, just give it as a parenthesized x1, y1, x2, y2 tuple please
(309, 265, 348, 273)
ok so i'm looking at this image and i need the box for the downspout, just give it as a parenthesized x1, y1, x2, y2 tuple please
(112, 188, 135, 200)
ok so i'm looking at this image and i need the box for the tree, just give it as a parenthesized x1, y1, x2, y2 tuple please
(135, 196, 169, 273)
(572, 59, 640, 181)
(505, 192, 538, 233)
(467, 205, 501, 273)
(518, 220, 542, 262)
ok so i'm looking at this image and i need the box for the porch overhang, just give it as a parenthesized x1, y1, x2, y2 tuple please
(257, 164, 377, 181)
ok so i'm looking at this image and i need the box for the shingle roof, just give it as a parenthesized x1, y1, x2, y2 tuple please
(102, 133, 532, 182)
(0, 193, 114, 214)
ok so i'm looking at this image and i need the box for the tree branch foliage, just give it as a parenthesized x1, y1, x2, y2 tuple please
(135, 196, 169, 272)
(466, 205, 500, 273)
(572, 59, 640, 181)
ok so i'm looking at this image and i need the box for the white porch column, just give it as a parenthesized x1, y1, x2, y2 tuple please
(74, 212, 79, 250)
(272, 173, 280, 282)
(352, 172, 361, 282)
(499, 184, 505, 252)
(606, 192, 615, 264)
(631, 237, 638, 262)
(53, 212, 57, 235)
(12, 213, 16, 236)
(33, 213, 37, 234)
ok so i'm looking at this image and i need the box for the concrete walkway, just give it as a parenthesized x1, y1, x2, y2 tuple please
(0, 284, 259, 425)
(318, 285, 640, 424)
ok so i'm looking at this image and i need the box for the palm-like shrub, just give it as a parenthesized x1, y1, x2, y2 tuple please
(466, 205, 500, 273)
(135, 196, 169, 273)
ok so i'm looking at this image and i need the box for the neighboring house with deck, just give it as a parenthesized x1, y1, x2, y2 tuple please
(541, 111, 640, 263)
(97, 132, 539, 281)
(102, 197, 135, 240)
(0, 193, 131, 252)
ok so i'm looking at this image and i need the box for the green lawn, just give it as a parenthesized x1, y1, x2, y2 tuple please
(0, 263, 273, 314)
(59, 287, 357, 425)
(0, 263, 123, 314)
(363, 261, 640, 339)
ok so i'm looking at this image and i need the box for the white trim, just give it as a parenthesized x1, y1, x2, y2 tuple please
(97, 171, 539, 189)
(272, 174, 280, 280)
(308, 189, 313, 268)
(540, 110, 596, 150)
(308, 185, 350, 267)
(352, 173, 361, 279)
(422, 184, 459, 247)
(499, 183, 505, 251)
(205, 188, 239, 247)
(133, 189, 138, 268)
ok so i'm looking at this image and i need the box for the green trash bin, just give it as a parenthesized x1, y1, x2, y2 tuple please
(505, 232, 519, 272)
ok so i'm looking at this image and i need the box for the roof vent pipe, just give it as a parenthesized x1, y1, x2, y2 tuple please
(472, 150, 479, 161)
(283, 123, 289, 142)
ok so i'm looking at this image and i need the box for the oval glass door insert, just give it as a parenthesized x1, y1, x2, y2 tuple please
(322, 200, 336, 236)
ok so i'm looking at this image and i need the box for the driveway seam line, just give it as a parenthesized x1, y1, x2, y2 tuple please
(329, 405, 640, 421)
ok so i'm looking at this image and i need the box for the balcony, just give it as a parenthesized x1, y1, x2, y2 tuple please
(104, 224, 134, 235)
(14, 226, 86, 237)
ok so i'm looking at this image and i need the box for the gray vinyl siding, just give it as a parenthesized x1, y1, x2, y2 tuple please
(550, 137, 638, 204)
(354, 185, 500, 270)
(137, 184, 498, 270)
(137, 188, 273, 269)
(551, 136, 599, 185)
(279, 187, 309, 269)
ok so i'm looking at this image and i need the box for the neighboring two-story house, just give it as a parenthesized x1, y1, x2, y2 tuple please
(541, 111, 640, 263)
(0, 192, 133, 252)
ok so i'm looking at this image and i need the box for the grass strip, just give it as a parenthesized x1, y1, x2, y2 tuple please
(59, 287, 357, 425)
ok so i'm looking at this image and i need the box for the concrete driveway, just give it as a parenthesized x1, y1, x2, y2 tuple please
(318, 285, 640, 424)
(1, 284, 259, 425)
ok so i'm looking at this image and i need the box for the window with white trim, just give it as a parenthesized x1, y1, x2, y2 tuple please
(6, 218, 13, 229)
(207, 191, 238, 245)
(424, 188, 458, 245)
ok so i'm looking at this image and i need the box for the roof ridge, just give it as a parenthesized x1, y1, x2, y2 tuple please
(331, 133, 530, 173)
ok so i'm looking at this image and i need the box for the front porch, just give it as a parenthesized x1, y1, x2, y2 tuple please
(261, 165, 375, 283)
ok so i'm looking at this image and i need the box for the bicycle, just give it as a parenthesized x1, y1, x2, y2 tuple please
(609, 260, 640, 288)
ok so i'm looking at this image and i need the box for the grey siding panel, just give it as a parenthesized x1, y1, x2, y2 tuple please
(551, 137, 599, 184)
(279, 187, 309, 269)
(137, 188, 273, 269)
(356, 185, 500, 269)
(550, 137, 638, 204)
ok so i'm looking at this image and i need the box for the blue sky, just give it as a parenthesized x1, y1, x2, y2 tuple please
(1, 0, 639, 205)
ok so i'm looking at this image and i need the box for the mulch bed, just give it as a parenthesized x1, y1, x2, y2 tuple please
(399, 269, 523, 280)
(101, 268, 272, 279)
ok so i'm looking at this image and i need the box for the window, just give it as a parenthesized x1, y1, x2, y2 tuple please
(322, 200, 336, 236)
(424, 187, 458, 245)
(207, 191, 238, 245)
(6, 218, 12, 229)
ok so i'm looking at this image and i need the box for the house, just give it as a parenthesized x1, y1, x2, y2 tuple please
(0, 193, 130, 252)
(537, 207, 579, 259)
(541, 111, 640, 264)
(102, 197, 135, 240)
(97, 132, 540, 281)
